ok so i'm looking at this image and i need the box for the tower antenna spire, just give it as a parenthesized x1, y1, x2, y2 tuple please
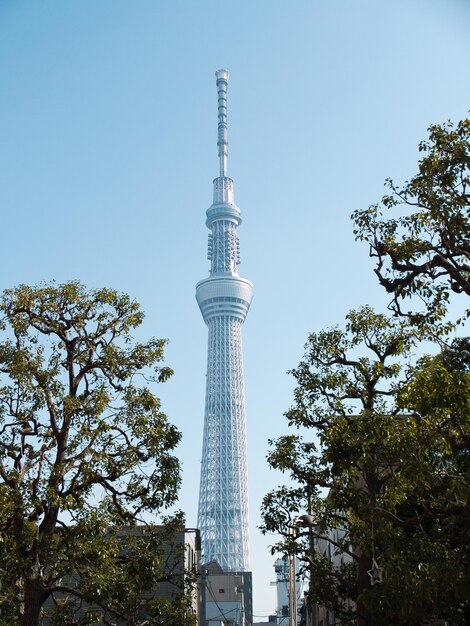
(215, 69, 229, 177)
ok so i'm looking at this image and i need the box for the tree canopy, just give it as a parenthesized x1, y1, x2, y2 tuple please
(0, 282, 192, 626)
(262, 117, 470, 626)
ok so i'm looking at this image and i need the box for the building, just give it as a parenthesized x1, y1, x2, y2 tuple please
(271, 556, 302, 626)
(203, 560, 253, 626)
(196, 69, 253, 573)
(42, 526, 199, 625)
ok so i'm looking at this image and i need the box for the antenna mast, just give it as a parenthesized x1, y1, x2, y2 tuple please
(215, 69, 229, 177)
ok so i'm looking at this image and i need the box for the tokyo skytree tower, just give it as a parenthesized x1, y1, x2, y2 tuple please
(196, 70, 253, 572)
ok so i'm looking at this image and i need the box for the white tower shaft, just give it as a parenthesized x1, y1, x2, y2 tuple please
(196, 70, 253, 571)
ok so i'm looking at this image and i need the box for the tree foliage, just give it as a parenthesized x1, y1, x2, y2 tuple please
(262, 311, 470, 625)
(0, 282, 192, 626)
(353, 118, 470, 326)
(262, 118, 470, 626)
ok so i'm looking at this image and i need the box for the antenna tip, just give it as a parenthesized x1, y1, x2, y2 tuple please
(215, 69, 229, 82)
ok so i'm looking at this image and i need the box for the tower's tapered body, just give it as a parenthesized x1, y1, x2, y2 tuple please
(196, 70, 252, 571)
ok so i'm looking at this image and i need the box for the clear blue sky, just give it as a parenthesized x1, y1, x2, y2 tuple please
(1, 0, 469, 619)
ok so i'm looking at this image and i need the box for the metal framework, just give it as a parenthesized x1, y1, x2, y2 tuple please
(196, 70, 253, 571)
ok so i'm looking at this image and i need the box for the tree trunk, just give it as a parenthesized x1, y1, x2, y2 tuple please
(22, 577, 44, 626)
(356, 554, 370, 626)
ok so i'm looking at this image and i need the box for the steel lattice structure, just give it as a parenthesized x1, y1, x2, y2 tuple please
(196, 70, 253, 572)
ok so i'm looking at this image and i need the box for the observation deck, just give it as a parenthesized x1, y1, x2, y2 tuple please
(196, 274, 253, 323)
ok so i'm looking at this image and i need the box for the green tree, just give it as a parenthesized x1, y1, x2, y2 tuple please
(262, 308, 414, 625)
(262, 118, 470, 625)
(0, 282, 193, 626)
